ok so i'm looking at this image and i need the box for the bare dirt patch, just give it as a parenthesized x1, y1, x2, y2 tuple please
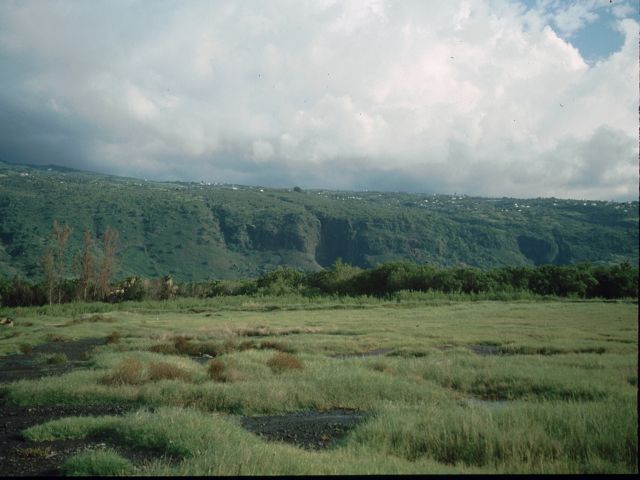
(0, 395, 142, 477)
(240, 409, 366, 450)
(0, 335, 174, 476)
(0, 338, 106, 383)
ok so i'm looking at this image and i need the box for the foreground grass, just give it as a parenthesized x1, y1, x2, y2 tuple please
(1, 298, 637, 474)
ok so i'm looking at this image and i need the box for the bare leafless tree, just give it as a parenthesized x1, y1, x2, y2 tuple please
(96, 226, 119, 299)
(52, 220, 72, 304)
(78, 229, 95, 301)
(41, 247, 55, 305)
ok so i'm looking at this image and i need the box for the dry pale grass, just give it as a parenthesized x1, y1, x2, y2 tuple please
(99, 357, 145, 385)
(266, 352, 303, 373)
(148, 361, 192, 382)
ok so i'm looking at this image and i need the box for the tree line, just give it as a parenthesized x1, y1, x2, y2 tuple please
(0, 240, 637, 307)
(174, 260, 636, 300)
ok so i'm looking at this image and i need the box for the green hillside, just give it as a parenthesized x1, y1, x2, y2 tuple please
(0, 161, 637, 281)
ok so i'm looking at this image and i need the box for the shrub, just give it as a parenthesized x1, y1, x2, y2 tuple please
(18, 343, 33, 355)
(100, 357, 145, 385)
(173, 335, 192, 353)
(148, 361, 191, 382)
(207, 359, 226, 381)
(267, 352, 303, 372)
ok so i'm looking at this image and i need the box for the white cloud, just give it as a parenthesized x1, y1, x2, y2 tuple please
(0, 0, 637, 200)
(612, 3, 637, 19)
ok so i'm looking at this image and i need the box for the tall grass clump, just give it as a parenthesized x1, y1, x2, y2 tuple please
(148, 361, 192, 382)
(207, 359, 239, 383)
(61, 449, 135, 476)
(100, 357, 145, 385)
(267, 352, 303, 372)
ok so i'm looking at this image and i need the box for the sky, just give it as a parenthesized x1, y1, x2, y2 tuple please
(0, 0, 638, 200)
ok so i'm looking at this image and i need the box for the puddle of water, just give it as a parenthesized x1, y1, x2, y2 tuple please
(329, 348, 393, 359)
(240, 409, 366, 450)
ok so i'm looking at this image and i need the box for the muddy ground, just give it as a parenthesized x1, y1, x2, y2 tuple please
(0, 337, 369, 475)
(0, 337, 149, 476)
(0, 397, 145, 477)
(240, 409, 366, 450)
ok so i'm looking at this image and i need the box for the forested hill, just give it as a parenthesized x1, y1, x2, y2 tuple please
(0, 160, 637, 281)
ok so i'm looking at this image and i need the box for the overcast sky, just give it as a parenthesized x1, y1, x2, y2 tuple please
(0, 0, 638, 200)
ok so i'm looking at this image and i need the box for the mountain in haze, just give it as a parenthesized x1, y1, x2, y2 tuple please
(0, 160, 637, 281)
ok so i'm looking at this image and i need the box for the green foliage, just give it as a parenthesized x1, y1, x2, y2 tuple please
(61, 449, 135, 476)
(0, 261, 637, 307)
(0, 161, 637, 284)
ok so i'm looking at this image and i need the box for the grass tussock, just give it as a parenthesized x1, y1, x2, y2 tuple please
(235, 326, 320, 337)
(207, 359, 239, 383)
(18, 343, 32, 355)
(258, 340, 294, 353)
(267, 352, 303, 372)
(46, 334, 71, 342)
(46, 353, 68, 364)
(62, 449, 135, 476)
(105, 331, 122, 344)
(172, 335, 220, 357)
(148, 361, 192, 382)
(149, 343, 179, 355)
(149, 337, 222, 357)
(99, 357, 145, 386)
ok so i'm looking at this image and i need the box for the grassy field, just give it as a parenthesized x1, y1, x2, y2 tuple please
(0, 297, 637, 474)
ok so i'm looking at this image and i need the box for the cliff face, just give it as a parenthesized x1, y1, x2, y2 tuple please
(0, 161, 638, 281)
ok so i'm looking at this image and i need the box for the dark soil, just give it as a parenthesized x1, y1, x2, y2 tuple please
(0, 338, 106, 383)
(0, 337, 160, 476)
(240, 409, 366, 450)
(0, 395, 146, 477)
